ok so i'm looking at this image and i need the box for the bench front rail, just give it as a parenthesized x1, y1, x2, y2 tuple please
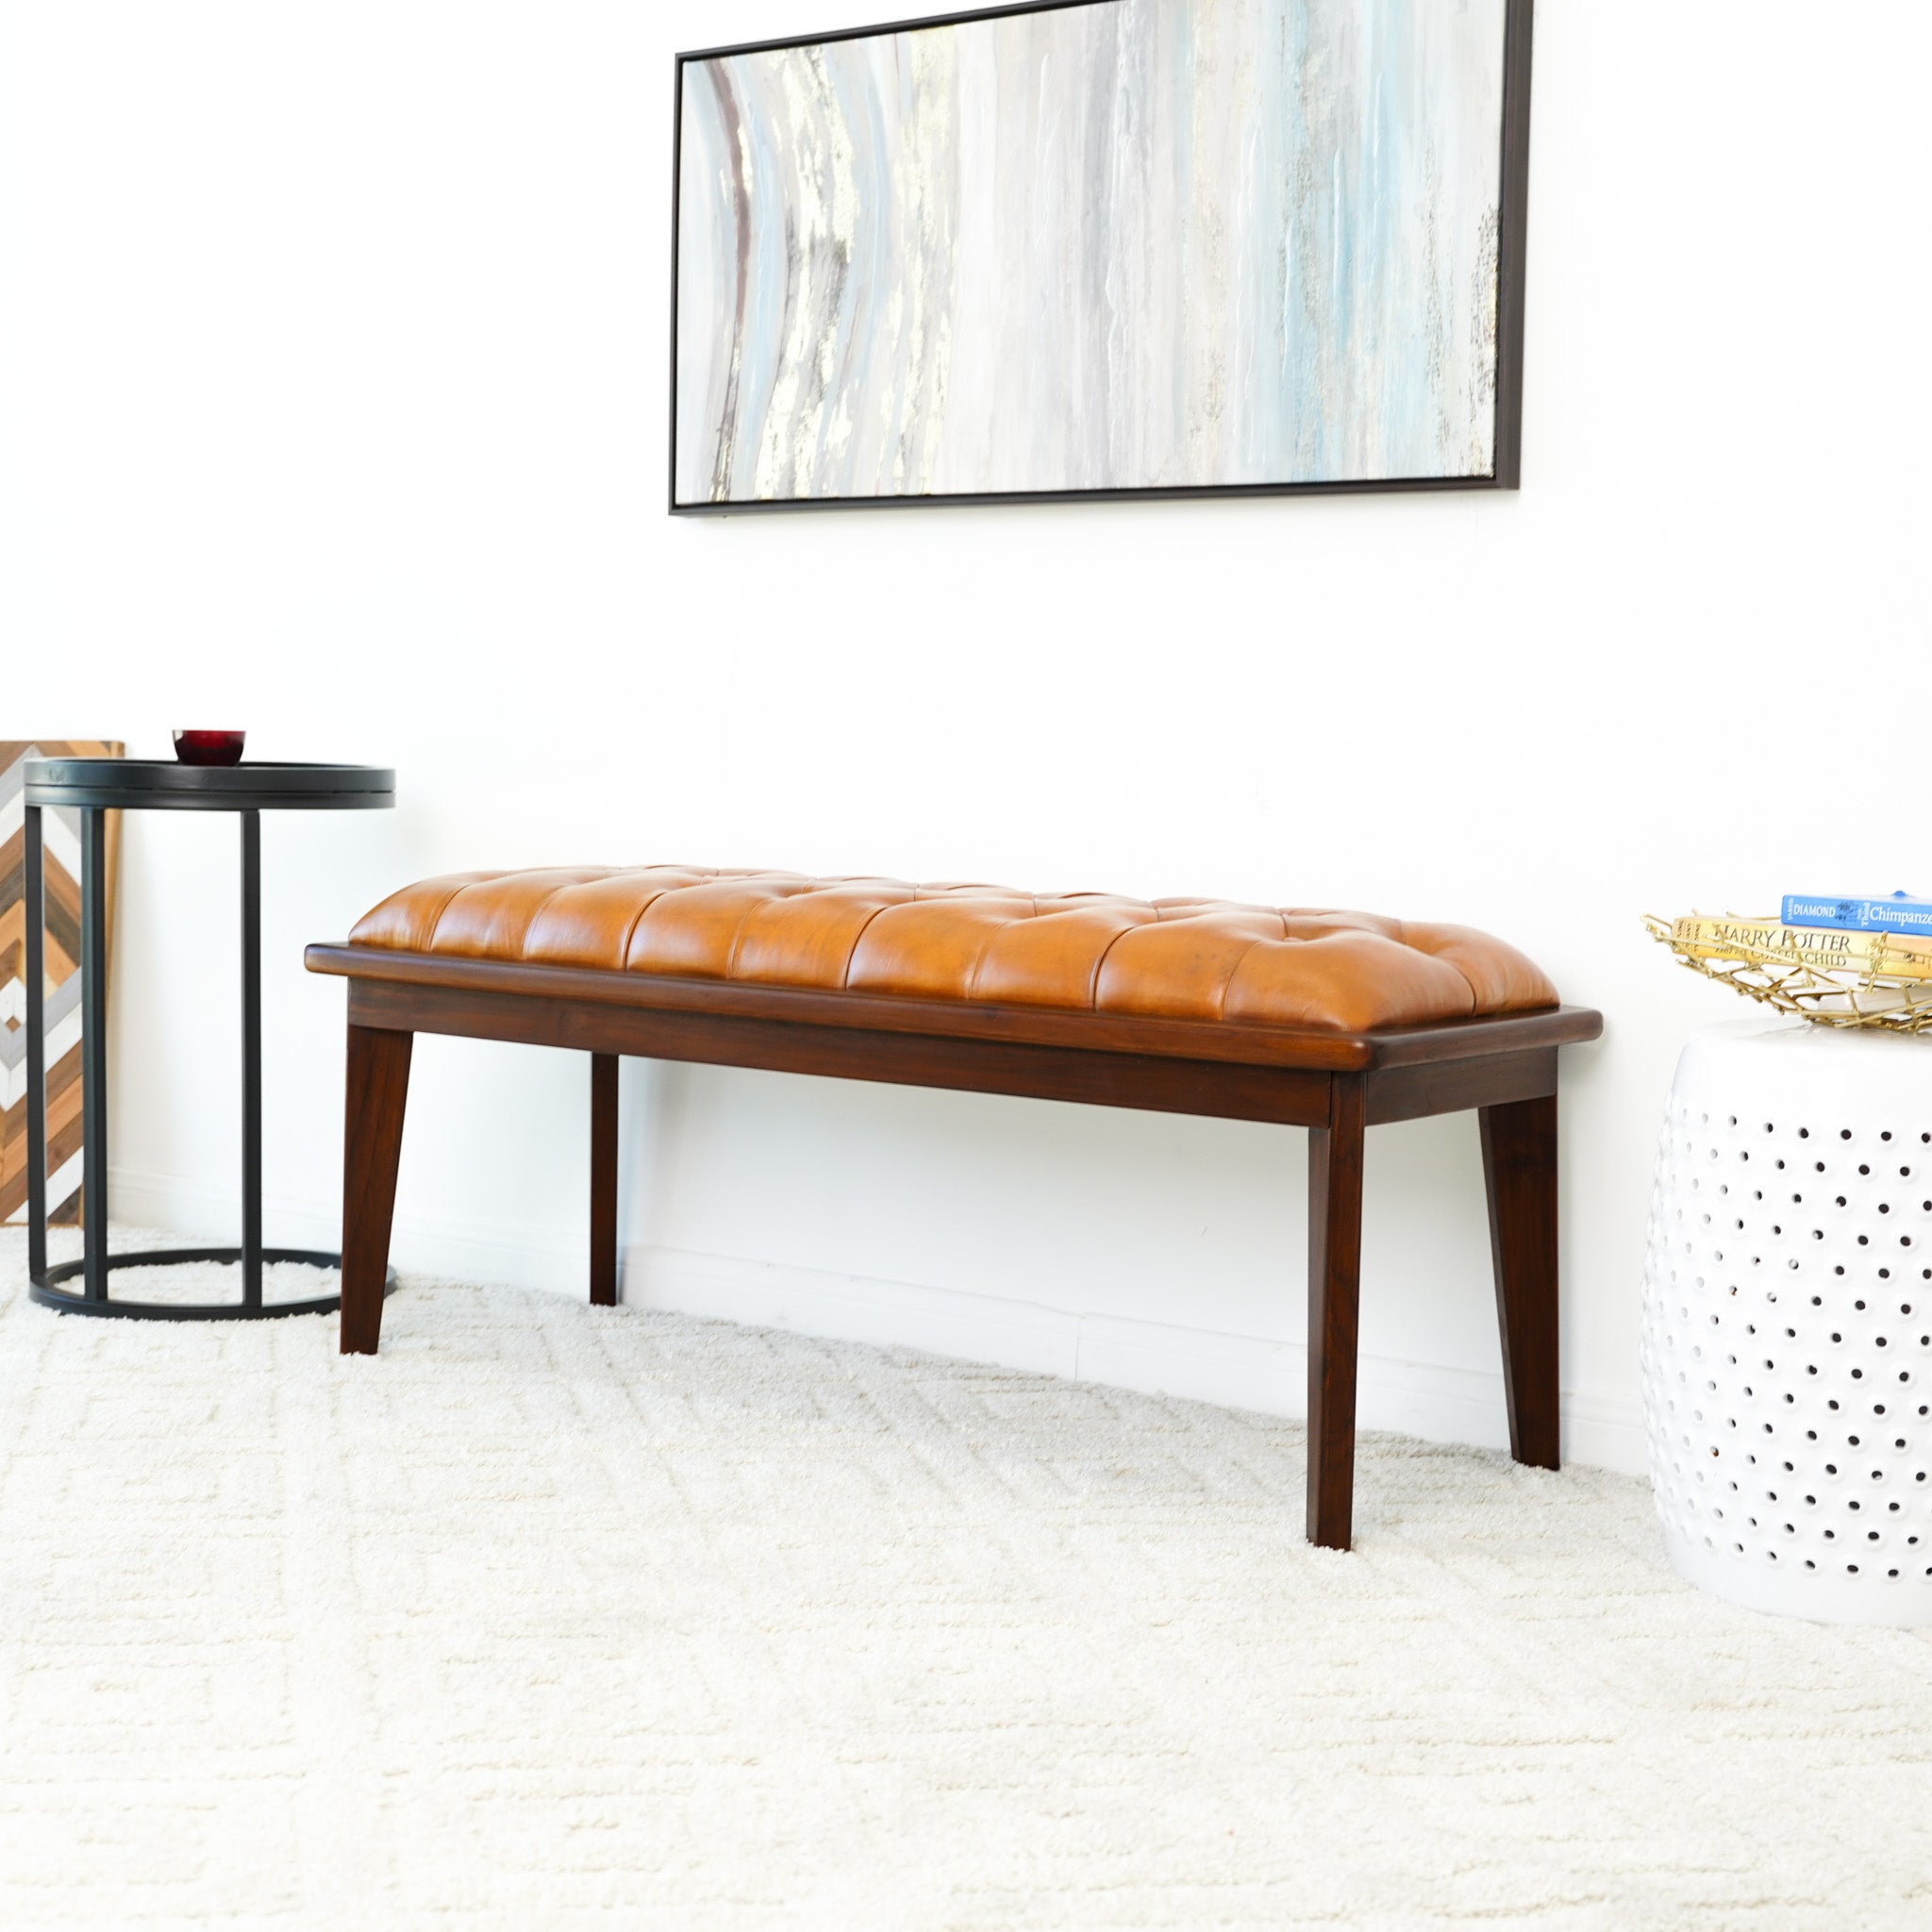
(307, 944, 1601, 1550)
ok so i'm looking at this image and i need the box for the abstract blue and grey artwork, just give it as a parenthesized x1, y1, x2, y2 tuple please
(674, 0, 1522, 508)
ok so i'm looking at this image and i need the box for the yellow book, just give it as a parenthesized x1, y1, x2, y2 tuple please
(1668, 916, 1932, 981)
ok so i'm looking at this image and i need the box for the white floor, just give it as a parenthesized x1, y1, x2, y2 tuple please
(4, 1232, 1930, 1930)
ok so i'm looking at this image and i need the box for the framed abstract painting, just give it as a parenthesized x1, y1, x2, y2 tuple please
(672, 0, 1533, 512)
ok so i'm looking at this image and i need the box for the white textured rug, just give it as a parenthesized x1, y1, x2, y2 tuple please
(5, 1232, 1932, 1930)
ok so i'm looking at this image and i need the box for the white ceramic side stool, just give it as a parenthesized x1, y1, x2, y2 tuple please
(1641, 1019, 1932, 1624)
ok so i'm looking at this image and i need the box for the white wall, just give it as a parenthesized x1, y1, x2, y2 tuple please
(5, 2, 1926, 1475)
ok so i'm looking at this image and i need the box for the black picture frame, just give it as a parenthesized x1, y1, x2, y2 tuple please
(670, 0, 1534, 516)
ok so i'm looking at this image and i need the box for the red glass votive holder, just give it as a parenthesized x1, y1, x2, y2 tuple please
(172, 730, 246, 766)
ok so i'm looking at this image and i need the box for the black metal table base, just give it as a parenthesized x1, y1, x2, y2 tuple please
(28, 1247, 400, 1321)
(20, 758, 396, 1327)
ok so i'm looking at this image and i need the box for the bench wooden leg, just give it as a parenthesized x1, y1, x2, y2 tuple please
(1307, 1073, 1367, 1550)
(1481, 1093, 1561, 1471)
(341, 1023, 412, 1356)
(590, 1053, 619, 1307)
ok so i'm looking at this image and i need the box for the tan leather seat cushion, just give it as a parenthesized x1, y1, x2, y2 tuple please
(349, 867, 1557, 1034)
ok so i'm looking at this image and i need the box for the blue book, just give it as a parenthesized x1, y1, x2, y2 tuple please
(1782, 892, 1932, 938)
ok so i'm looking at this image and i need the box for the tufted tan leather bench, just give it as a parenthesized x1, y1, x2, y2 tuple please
(308, 867, 1601, 1548)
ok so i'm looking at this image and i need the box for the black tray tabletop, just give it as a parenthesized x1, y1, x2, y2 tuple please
(23, 758, 395, 811)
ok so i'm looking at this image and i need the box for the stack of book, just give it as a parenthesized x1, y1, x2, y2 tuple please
(1673, 900, 1932, 979)
(1648, 893, 1932, 1034)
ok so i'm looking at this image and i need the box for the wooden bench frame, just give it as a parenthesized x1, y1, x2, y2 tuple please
(306, 942, 1602, 1549)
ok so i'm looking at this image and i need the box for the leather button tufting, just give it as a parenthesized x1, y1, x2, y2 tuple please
(347, 866, 1558, 1033)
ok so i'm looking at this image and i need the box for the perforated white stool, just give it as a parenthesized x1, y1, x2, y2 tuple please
(1641, 1020, 1932, 1624)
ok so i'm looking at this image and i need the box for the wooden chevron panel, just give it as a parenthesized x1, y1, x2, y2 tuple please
(2, 740, 123, 1226)
(0, 1043, 82, 1222)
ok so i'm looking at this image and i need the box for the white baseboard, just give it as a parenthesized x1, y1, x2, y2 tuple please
(106, 1164, 591, 1294)
(625, 1241, 1647, 1476)
(106, 1164, 1648, 1477)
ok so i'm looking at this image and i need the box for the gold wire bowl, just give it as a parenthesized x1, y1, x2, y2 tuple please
(1645, 914, 1932, 1035)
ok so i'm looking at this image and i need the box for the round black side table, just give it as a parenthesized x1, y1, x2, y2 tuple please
(21, 758, 396, 1319)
